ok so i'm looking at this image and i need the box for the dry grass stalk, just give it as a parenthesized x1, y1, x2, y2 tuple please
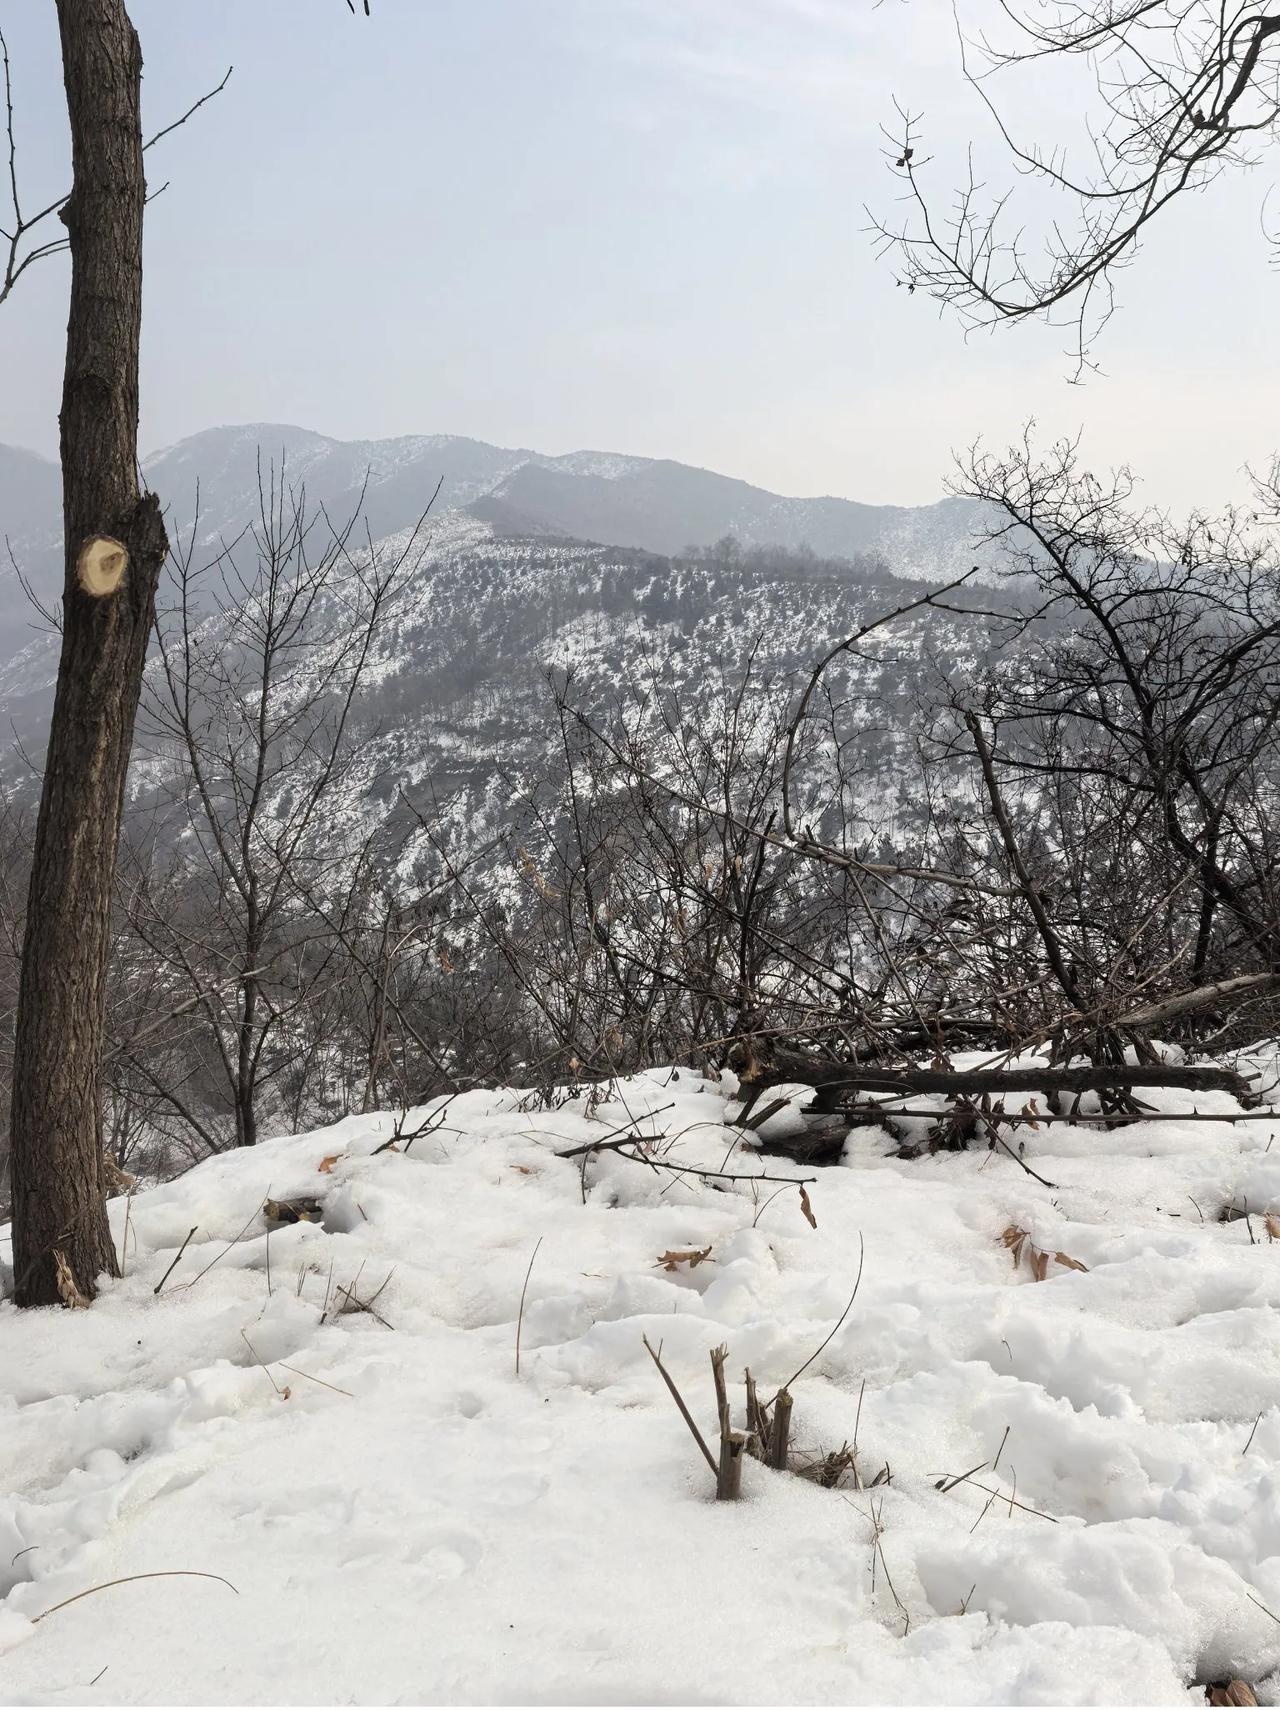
(33, 1570, 239, 1624)
(515, 1237, 543, 1376)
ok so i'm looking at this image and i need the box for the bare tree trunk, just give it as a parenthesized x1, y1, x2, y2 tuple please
(10, 0, 167, 1307)
(363, 903, 393, 1113)
(234, 970, 260, 1149)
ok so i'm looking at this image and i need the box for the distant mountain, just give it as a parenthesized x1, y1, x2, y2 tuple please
(0, 427, 1007, 828)
(0, 426, 989, 634)
(141, 424, 986, 580)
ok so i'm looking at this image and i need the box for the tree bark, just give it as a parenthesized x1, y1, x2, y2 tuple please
(234, 967, 260, 1149)
(10, 0, 167, 1306)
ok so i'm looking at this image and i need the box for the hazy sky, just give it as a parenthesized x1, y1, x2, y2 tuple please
(1, 0, 1275, 510)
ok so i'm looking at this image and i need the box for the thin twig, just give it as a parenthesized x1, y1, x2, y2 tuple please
(642, 1334, 719, 1475)
(153, 1226, 198, 1295)
(177, 1200, 265, 1290)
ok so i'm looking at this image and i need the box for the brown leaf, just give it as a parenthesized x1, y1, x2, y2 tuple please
(798, 1184, 817, 1229)
(1001, 1224, 1028, 1266)
(1054, 1250, 1089, 1273)
(52, 1248, 90, 1310)
(102, 1154, 137, 1192)
(510, 1164, 539, 1176)
(263, 1197, 323, 1225)
(1265, 1213, 1280, 1242)
(317, 1154, 342, 1174)
(1032, 1249, 1049, 1282)
(1208, 1683, 1258, 1707)
(655, 1245, 713, 1271)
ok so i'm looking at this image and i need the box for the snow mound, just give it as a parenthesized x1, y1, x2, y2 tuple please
(3, 1066, 1280, 1705)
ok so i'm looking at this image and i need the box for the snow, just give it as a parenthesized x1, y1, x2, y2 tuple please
(3, 1060, 1280, 1705)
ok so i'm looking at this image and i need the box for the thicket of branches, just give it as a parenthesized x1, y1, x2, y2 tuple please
(874, 2, 1280, 371)
(0, 433, 1270, 1205)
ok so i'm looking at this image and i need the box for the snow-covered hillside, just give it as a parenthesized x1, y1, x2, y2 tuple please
(3, 1056, 1280, 1705)
(0, 506, 990, 909)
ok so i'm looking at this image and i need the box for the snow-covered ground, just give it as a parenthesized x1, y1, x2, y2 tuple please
(4, 1061, 1280, 1706)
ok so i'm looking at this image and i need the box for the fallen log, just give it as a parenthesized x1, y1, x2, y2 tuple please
(748, 1112, 853, 1167)
(828, 1063, 1255, 1101)
(732, 1044, 1256, 1109)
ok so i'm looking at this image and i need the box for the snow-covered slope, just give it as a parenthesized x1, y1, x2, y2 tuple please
(3, 1057, 1280, 1704)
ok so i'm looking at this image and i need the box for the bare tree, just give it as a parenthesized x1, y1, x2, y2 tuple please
(7, 4, 174, 1305)
(952, 433, 1280, 1008)
(0, 2, 230, 1304)
(872, 3, 1280, 370)
(129, 472, 435, 1148)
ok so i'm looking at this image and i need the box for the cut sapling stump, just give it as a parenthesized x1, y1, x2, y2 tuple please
(718, 1430, 747, 1500)
(769, 1388, 793, 1471)
(644, 1270, 868, 1500)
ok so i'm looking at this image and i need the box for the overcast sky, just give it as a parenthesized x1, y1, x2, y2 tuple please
(1, 0, 1275, 510)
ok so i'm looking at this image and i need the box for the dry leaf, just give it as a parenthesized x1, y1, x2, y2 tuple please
(799, 1184, 818, 1229)
(1001, 1223, 1087, 1280)
(1207, 1683, 1258, 1707)
(52, 1248, 90, 1310)
(655, 1245, 713, 1271)
(1265, 1213, 1280, 1242)
(1001, 1224, 1028, 1266)
(317, 1154, 342, 1174)
(510, 1164, 539, 1176)
(263, 1197, 323, 1225)
(102, 1154, 137, 1192)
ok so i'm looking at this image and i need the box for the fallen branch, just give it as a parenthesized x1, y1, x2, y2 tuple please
(558, 1132, 815, 1190)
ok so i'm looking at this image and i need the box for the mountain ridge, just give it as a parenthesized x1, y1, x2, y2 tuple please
(0, 425, 987, 629)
